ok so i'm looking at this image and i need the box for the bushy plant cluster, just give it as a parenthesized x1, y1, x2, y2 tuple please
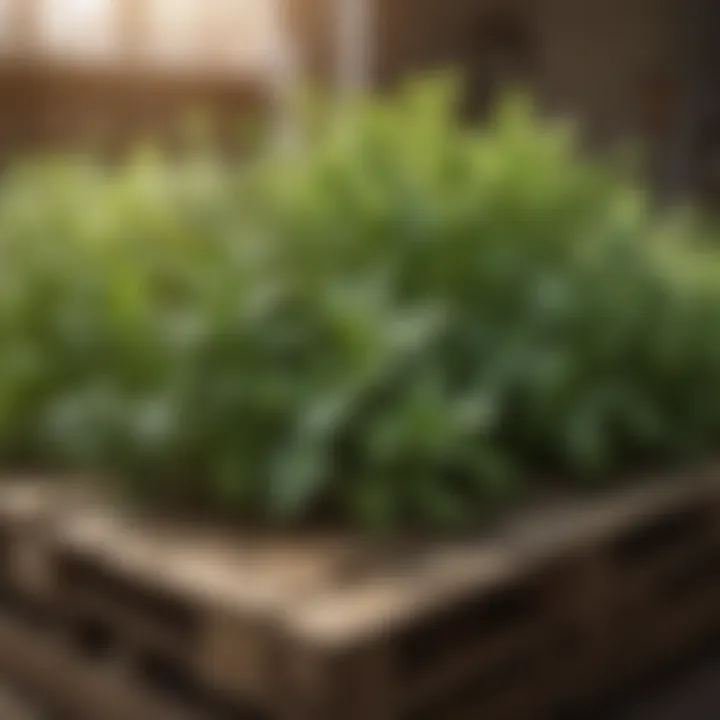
(1, 78, 720, 528)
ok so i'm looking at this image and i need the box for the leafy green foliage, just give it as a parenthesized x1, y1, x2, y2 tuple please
(1, 77, 720, 527)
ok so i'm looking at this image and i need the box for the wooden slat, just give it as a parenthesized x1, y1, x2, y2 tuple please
(0, 612, 203, 720)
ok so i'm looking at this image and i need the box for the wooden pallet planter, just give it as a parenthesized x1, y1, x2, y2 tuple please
(0, 467, 718, 719)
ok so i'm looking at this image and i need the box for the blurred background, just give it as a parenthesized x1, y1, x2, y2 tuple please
(0, 0, 717, 203)
(0, 0, 288, 159)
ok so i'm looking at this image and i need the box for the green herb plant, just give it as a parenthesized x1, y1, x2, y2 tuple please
(1, 77, 719, 529)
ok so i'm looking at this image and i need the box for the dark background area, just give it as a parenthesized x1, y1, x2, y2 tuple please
(585, 652, 720, 720)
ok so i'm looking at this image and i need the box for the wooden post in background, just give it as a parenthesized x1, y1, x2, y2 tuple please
(335, 0, 373, 98)
(664, 0, 715, 204)
(119, 0, 146, 65)
(269, 0, 303, 153)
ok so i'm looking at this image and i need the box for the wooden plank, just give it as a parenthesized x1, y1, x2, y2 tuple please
(0, 612, 204, 720)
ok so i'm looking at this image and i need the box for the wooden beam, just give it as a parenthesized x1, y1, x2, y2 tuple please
(336, 0, 373, 97)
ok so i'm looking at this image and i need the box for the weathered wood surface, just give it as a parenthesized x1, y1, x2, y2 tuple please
(0, 465, 716, 719)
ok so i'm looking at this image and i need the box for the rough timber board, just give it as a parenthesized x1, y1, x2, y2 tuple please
(285, 465, 720, 649)
(0, 686, 41, 720)
(504, 463, 720, 561)
(41, 501, 394, 709)
(43, 464, 720, 652)
(0, 477, 100, 600)
(0, 611, 203, 720)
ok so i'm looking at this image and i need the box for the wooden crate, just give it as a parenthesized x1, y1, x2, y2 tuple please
(0, 466, 717, 719)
